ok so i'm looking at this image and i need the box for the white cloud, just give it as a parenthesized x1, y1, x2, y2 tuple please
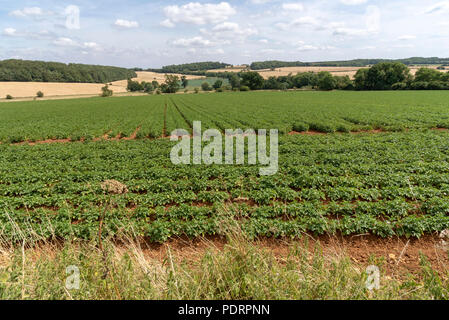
(212, 22, 240, 32)
(333, 28, 368, 36)
(160, 19, 175, 28)
(365, 5, 380, 32)
(206, 48, 225, 55)
(392, 44, 415, 48)
(292, 16, 319, 26)
(83, 42, 99, 49)
(170, 36, 216, 47)
(10, 7, 44, 17)
(359, 46, 376, 50)
(425, 1, 449, 14)
(282, 3, 304, 11)
(333, 5, 380, 36)
(53, 37, 78, 47)
(276, 16, 320, 30)
(2, 28, 58, 40)
(297, 45, 319, 51)
(52, 38, 102, 51)
(340, 0, 368, 5)
(397, 35, 416, 41)
(163, 2, 236, 26)
(261, 48, 284, 54)
(297, 44, 336, 51)
(250, 0, 272, 4)
(211, 22, 258, 36)
(2, 28, 17, 36)
(114, 19, 139, 28)
(259, 39, 269, 43)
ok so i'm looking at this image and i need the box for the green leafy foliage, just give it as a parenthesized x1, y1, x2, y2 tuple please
(1, 91, 449, 242)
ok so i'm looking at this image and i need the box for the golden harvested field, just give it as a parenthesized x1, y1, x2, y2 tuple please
(1, 67, 447, 100)
(409, 65, 447, 75)
(0, 82, 128, 99)
(257, 66, 363, 79)
(109, 71, 204, 87)
(0, 72, 205, 99)
(208, 65, 448, 79)
(206, 66, 363, 78)
(207, 66, 247, 73)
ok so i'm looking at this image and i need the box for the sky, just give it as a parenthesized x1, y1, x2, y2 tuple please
(1, 0, 449, 68)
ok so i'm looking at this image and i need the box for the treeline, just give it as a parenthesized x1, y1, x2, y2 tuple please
(250, 57, 449, 70)
(217, 71, 353, 91)
(130, 62, 449, 93)
(354, 63, 449, 90)
(126, 75, 184, 94)
(199, 63, 449, 92)
(148, 61, 231, 74)
(0, 59, 136, 83)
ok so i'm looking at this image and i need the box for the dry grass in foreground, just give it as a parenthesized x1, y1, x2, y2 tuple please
(0, 217, 448, 300)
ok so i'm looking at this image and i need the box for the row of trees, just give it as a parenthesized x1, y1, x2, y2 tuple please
(0, 59, 136, 83)
(220, 63, 449, 92)
(250, 57, 449, 70)
(129, 63, 449, 94)
(4, 91, 44, 100)
(354, 63, 449, 90)
(126, 75, 182, 94)
(212, 71, 353, 91)
(127, 79, 159, 93)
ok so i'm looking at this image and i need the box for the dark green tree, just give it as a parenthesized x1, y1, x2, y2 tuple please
(163, 75, 180, 93)
(201, 82, 213, 91)
(364, 62, 411, 90)
(213, 79, 223, 90)
(142, 82, 154, 93)
(354, 68, 369, 90)
(181, 76, 189, 88)
(414, 68, 442, 82)
(127, 79, 143, 92)
(317, 72, 337, 91)
(240, 71, 264, 90)
(101, 85, 113, 97)
(229, 73, 241, 89)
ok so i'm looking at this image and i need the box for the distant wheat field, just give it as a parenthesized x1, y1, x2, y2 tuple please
(110, 71, 204, 88)
(1, 67, 447, 100)
(0, 72, 205, 99)
(0, 82, 128, 99)
(257, 66, 363, 79)
(208, 65, 448, 79)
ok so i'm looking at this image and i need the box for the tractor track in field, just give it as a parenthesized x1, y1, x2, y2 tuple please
(163, 101, 168, 137)
(170, 97, 193, 130)
(172, 98, 240, 133)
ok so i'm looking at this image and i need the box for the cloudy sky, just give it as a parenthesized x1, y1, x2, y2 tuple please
(1, 0, 449, 68)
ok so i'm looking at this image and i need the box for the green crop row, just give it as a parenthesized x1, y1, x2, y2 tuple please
(2, 91, 449, 143)
(0, 129, 448, 241)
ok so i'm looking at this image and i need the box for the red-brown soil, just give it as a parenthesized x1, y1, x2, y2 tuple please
(140, 233, 449, 278)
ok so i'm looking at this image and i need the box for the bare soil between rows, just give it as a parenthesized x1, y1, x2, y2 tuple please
(4, 128, 447, 146)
